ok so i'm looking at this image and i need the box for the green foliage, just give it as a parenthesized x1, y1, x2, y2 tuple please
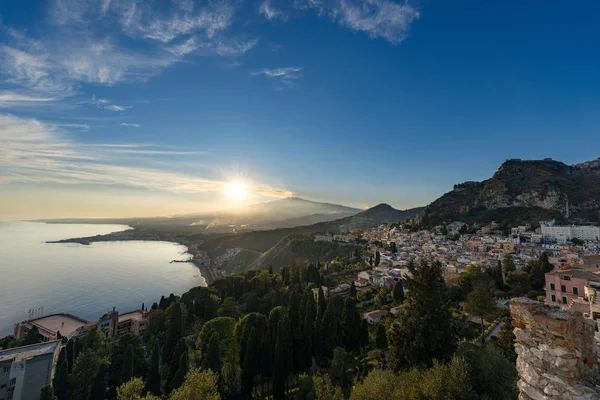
(374, 251, 381, 266)
(388, 259, 455, 370)
(322, 295, 344, 358)
(274, 314, 293, 399)
(22, 325, 40, 345)
(41, 385, 58, 400)
(392, 279, 404, 303)
(375, 324, 387, 349)
(203, 332, 221, 374)
(122, 344, 134, 384)
(312, 375, 344, 400)
(68, 348, 109, 400)
(360, 319, 369, 348)
(350, 357, 475, 400)
(116, 377, 159, 400)
(342, 297, 361, 353)
(169, 369, 221, 400)
(54, 358, 69, 400)
(91, 364, 108, 400)
(502, 254, 516, 284)
(493, 317, 517, 363)
(146, 340, 161, 395)
(170, 352, 189, 393)
(0, 334, 21, 350)
(456, 343, 518, 400)
(465, 280, 496, 343)
(162, 303, 183, 364)
(329, 347, 353, 397)
(167, 339, 188, 391)
(241, 327, 259, 395)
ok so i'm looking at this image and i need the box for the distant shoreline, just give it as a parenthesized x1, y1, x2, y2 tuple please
(47, 229, 215, 286)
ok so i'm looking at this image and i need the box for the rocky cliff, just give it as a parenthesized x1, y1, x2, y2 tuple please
(421, 158, 600, 226)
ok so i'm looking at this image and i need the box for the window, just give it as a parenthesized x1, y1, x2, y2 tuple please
(1, 383, 5, 388)
(550, 283, 555, 290)
(562, 297, 567, 304)
(563, 275, 571, 281)
(2, 367, 8, 373)
(8, 378, 16, 387)
(573, 287, 579, 295)
(551, 294, 556, 302)
(561, 285, 566, 293)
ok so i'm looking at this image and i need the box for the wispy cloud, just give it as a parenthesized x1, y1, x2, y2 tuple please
(252, 67, 303, 88)
(0, 92, 58, 108)
(260, 0, 287, 21)
(0, 113, 291, 197)
(90, 97, 131, 112)
(120, 123, 141, 128)
(296, 0, 420, 44)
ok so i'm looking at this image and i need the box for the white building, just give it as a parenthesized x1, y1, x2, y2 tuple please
(540, 221, 600, 244)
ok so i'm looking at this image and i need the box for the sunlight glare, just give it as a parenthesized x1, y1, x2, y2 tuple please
(226, 181, 246, 202)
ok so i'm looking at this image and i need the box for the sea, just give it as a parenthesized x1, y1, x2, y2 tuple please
(0, 221, 207, 336)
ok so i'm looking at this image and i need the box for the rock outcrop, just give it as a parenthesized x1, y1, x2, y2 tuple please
(510, 298, 600, 399)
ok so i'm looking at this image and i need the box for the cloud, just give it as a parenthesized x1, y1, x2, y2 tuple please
(252, 67, 303, 88)
(296, 0, 420, 44)
(260, 0, 287, 21)
(90, 97, 131, 112)
(0, 113, 291, 197)
(120, 123, 141, 128)
(214, 38, 259, 56)
(0, 92, 58, 108)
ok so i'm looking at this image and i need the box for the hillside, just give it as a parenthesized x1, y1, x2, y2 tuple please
(247, 235, 359, 271)
(421, 158, 600, 226)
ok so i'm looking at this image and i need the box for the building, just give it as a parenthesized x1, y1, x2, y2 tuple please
(0, 340, 61, 400)
(362, 310, 389, 324)
(96, 308, 148, 338)
(544, 268, 600, 306)
(14, 313, 88, 342)
(540, 221, 600, 244)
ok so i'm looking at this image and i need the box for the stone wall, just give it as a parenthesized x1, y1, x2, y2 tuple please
(510, 297, 600, 399)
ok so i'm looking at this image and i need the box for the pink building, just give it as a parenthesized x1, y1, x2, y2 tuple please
(544, 269, 599, 306)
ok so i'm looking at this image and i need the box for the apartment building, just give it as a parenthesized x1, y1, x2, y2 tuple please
(14, 314, 89, 342)
(540, 221, 600, 244)
(0, 341, 61, 400)
(544, 268, 600, 306)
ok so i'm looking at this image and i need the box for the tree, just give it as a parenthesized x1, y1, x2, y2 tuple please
(169, 369, 221, 400)
(22, 325, 39, 345)
(41, 385, 58, 400)
(502, 254, 516, 284)
(392, 280, 404, 303)
(54, 353, 69, 400)
(68, 349, 108, 400)
(122, 344, 134, 384)
(241, 327, 258, 395)
(273, 315, 292, 399)
(350, 281, 357, 299)
(360, 319, 369, 348)
(376, 324, 387, 349)
(322, 295, 344, 357)
(204, 332, 221, 374)
(342, 297, 361, 353)
(303, 294, 315, 367)
(162, 303, 183, 364)
(374, 251, 381, 266)
(313, 375, 344, 400)
(147, 340, 161, 395)
(168, 339, 188, 391)
(170, 352, 189, 393)
(90, 364, 107, 400)
(330, 347, 352, 397)
(116, 377, 160, 400)
(494, 317, 517, 363)
(388, 259, 455, 370)
(493, 260, 505, 290)
(465, 280, 496, 343)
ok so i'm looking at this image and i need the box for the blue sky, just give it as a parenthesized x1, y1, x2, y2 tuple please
(1, 0, 599, 219)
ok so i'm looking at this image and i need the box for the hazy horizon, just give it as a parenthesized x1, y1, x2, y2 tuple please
(1, 1, 600, 219)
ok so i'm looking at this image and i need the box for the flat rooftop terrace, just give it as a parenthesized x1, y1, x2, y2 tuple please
(30, 313, 88, 337)
(0, 340, 60, 363)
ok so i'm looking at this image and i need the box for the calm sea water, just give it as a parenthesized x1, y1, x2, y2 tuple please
(0, 221, 206, 336)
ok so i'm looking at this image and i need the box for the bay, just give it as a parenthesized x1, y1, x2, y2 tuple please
(0, 221, 206, 336)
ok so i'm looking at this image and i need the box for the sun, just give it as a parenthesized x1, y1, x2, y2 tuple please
(226, 181, 246, 201)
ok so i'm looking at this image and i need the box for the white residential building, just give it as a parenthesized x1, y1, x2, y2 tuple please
(540, 222, 600, 244)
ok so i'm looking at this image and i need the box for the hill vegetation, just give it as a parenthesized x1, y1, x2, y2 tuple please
(419, 158, 600, 227)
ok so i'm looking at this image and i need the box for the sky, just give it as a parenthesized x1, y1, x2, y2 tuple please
(1, 0, 599, 220)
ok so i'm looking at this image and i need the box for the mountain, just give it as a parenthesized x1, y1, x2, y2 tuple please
(243, 197, 360, 218)
(420, 158, 600, 226)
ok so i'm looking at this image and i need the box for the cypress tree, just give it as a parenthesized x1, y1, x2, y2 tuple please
(53, 359, 69, 400)
(342, 297, 361, 353)
(350, 281, 357, 299)
(273, 315, 292, 400)
(317, 287, 327, 319)
(66, 339, 75, 373)
(360, 319, 369, 348)
(147, 340, 161, 395)
(121, 344, 134, 383)
(376, 324, 388, 349)
(168, 338, 188, 386)
(375, 251, 381, 266)
(393, 280, 405, 303)
(205, 332, 221, 374)
(388, 260, 455, 371)
(303, 291, 316, 367)
(493, 260, 504, 289)
(502, 254, 516, 283)
(22, 326, 39, 345)
(162, 303, 183, 364)
(322, 295, 344, 357)
(169, 352, 188, 393)
(40, 385, 57, 400)
(241, 327, 258, 395)
(90, 364, 107, 400)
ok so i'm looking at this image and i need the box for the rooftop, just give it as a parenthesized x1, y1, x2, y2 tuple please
(118, 310, 145, 323)
(28, 313, 88, 337)
(0, 340, 60, 363)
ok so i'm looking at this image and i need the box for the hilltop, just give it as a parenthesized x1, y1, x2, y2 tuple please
(419, 157, 600, 227)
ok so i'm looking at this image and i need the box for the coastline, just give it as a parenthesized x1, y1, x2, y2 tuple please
(47, 229, 215, 286)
